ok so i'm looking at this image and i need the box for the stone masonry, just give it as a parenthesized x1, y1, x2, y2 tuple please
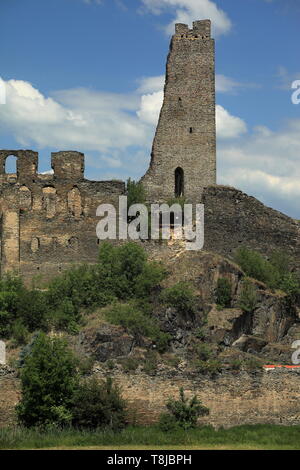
(141, 20, 216, 203)
(0, 150, 125, 281)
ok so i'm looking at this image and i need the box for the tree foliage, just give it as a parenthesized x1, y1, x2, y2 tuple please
(16, 332, 79, 428)
(159, 388, 209, 431)
(71, 377, 127, 431)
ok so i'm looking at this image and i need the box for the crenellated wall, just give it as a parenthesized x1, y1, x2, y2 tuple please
(0, 150, 125, 282)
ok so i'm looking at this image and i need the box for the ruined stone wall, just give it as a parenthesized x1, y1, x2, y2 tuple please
(203, 185, 300, 266)
(2, 366, 300, 429)
(0, 150, 125, 282)
(141, 20, 216, 203)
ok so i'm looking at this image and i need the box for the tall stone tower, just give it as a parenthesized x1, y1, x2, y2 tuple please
(141, 19, 216, 203)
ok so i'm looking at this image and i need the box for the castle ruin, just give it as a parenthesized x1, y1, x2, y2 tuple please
(0, 20, 300, 281)
(142, 20, 216, 202)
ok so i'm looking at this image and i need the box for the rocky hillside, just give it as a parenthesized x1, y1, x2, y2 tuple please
(1, 243, 300, 428)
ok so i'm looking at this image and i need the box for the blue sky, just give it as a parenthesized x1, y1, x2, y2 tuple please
(0, 0, 300, 217)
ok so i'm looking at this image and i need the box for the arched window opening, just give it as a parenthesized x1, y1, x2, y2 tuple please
(5, 155, 17, 174)
(42, 186, 56, 218)
(68, 186, 82, 218)
(175, 167, 184, 197)
(189, 127, 193, 134)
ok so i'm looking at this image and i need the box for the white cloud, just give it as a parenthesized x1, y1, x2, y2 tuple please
(137, 75, 165, 94)
(0, 79, 151, 152)
(137, 75, 247, 139)
(216, 105, 247, 139)
(137, 90, 163, 125)
(2, 76, 300, 218)
(140, 0, 232, 37)
(218, 119, 300, 217)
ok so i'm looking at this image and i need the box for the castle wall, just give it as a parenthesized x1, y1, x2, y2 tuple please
(141, 20, 216, 203)
(203, 185, 300, 265)
(1, 366, 300, 429)
(0, 150, 125, 282)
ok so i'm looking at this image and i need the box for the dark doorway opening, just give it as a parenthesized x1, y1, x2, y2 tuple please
(175, 167, 184, 197)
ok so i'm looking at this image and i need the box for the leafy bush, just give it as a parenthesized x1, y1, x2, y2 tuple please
(126, 178, 146, 208)
(195, 343, 212, 361)
(215, 278, 232, 308)
(105, 302, 170, 352)
(160, 388, 209, 431)
(193, 359, 222, 376)
(71, 377, 127, 431)
(234, 247, 277, 287)
(10, 320, 30, 346)
(158, 413, 179, 432)
(16, 332, 79, 428)
(121, 357, 140, 373)
(238, 280, 258, 313)
(160, 282, 197, 316)
(235, 247, 300, 296)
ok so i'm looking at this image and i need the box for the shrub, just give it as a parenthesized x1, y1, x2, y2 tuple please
(105, 302, 170, 352)
(278, 273, 300, 298)
(234, 247, 300, 296)
(234, 247, 276, 287)
(195, 343, 212, 361)
(98, 242, 166, 300)
(71, 377, 127, 431)
(121, 357, 140, 373)
(193, 359, 222, 376)
(126, 178, 146, 208)
(238, 280, 258, 313)
(16, 332, 79, 428)
(11, 319, 30, 346)
(162, 388, 209, 430)
(215, 278, 232, 308)
(158, 413, 179, 432)
(160, 283, 197, 316)
(106, 359, 115, 370)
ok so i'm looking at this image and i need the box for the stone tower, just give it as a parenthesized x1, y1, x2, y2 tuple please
(141, 19, 216, 203)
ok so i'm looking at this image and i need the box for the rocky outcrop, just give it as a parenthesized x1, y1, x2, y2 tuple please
(77, 324, 137, 362)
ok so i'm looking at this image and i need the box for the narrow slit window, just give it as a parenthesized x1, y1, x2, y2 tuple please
(189, 127, 193, 134)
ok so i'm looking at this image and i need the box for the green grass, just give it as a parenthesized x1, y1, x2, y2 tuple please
(1, 424, 300, 450)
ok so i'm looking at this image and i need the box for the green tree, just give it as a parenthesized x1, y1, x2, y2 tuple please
(160, 283, 197, 317)
(160, 388, 209, 431)
(16, 332, 79, 427)
(71, 377, 127, 430)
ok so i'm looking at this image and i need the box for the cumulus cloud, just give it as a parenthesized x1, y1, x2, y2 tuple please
(216, 105, 247, 139)
(2, 75, 300, 218)
(0, 79, 150, 152)
(140, 0, 232, 37)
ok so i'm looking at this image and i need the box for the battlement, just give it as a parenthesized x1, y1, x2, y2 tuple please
(0, 149, 86, 183)
(175, 19, 211, 39)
